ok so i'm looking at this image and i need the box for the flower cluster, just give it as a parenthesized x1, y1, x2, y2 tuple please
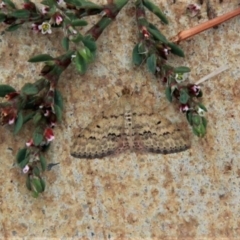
(186, 3, 201, 17)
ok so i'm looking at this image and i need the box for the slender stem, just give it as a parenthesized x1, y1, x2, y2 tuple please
(195, 66, 229, 85)
(172, 7, 240, 43)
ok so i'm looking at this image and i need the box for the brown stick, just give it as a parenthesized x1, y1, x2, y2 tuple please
(172, 7, 240, 44)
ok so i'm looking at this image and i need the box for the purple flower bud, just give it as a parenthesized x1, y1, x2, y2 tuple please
(180, 104, 190, 113)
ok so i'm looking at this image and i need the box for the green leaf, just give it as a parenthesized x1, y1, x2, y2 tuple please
(41, 0, 55, 7)
(18, 157, 29, 169)
(31, 178, 44, 193)
(0, 13, 6, 23)
(28, 54, 54, 63)
(137, 42, 147, 55)
(165, 86, 172, 102)
(72, 19, 88, 27)
(192, 124, 206, 137)
(146, 54, 156, 74)
(6, 24, 20, 32)
(192, 115, 201, 125)
(16, 148, 27, 165)
(23, 112, 35, 124)
(79, 47, 93, 63)
(62, 37, 69, 51)
(40, 154, 47, 172)
(40, 178, 46, 191)
(26, 175, 32, 191)
(33, 112, 42, 125)
(54, 89, 63, 110)
(3, 0, 16, 9)
(33, 128, 44, 146)
(186, 111, 193, 125)
(167, 42, 185, 57)
(75, 51, 87, 74)
(0, 84, 16, 97)
(21, 83, 38, 95)
(179, 89, 190, 104)
(33, 166, 40, 177)
(142, 0, 168, 24)
(147, 26, 168, 44)
(54, 104, 62, 122)
(32, 191, 39, 198)
(82, 35, 97, 52)
(174, 66, 191, 73)
(202, 117, 207, 128)
(132, 43, 144, 66)
(10, 9, 30, 19)
(14, 111, 23, 135)
(198, 103, 207, 112)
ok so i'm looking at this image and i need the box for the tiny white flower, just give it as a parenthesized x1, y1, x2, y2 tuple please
(175, 73, 188, 84)
(8, 118, 15, 125)
(23, 165, 30, 174)
(57, 0, 66, 8)
(197, 107, 205, 116)
(38, 22, 52, 34)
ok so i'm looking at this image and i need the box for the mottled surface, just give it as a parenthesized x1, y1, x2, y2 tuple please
(1, 0, 240, 239)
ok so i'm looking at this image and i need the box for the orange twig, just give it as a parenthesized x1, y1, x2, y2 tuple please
(172, 7, 240, 44)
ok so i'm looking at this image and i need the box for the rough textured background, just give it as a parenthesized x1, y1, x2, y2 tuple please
(1, 0, 240, 239)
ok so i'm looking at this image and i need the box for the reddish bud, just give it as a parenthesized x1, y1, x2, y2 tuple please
(180, 104, 190, 113)
(44, 128, 54, 142)
(5, 92, 19, 101)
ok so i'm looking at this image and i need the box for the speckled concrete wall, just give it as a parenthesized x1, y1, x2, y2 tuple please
(1, 0, 240, 239)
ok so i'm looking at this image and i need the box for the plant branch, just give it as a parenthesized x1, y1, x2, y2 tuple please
(172, 7, 240, 43)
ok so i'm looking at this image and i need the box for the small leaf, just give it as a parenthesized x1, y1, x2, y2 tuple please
(174, 66, 191, 73)
(75, 51, 87, 74)
(33, 166, 40, 177)
(82, 35, 97, 52)
(198, 103, 207, 112)
(28, 54, 54, 63)
(147, 27, 168, 44)
(16, 148, 27, 164)
(21, 83, 38, 95)
(179, 89, 190, 104)
(32, 191, 39, 198)
(192, 115, 201, 125)
(0, 13, 6, 23)
(54, 104, 62, 122)
(40, 178, 46, 191)
(192, 124, 206, 137)
(54, 90, 63, 110)
(10, 9, 30, 19)
(142, 0, 168, 24)
(18, 157, 29, 169)
(186, 111, 193, 125)
(33, 128, 44, 146)
(132, 43, 144, 66)
(146, 54, 156, 74)
(79, 47, 93, 63)
(26, 175, 32, 191)
(3, 0, 16, 9)
(62, 37, 69, 51)
(14, 111, 23, 135)
(0, 84, 16, 97)
(167, 42, 185, 57)
(31, 178, 43, 193)
(33, 112, 42, 125)
(23, 112, 35, 124)
(6, 24, 20, 32)
(202, 117, 207, 128)
(40, 154, 47, 172)
(165, 86, 172, 102)
(72, 19, 88, 27)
